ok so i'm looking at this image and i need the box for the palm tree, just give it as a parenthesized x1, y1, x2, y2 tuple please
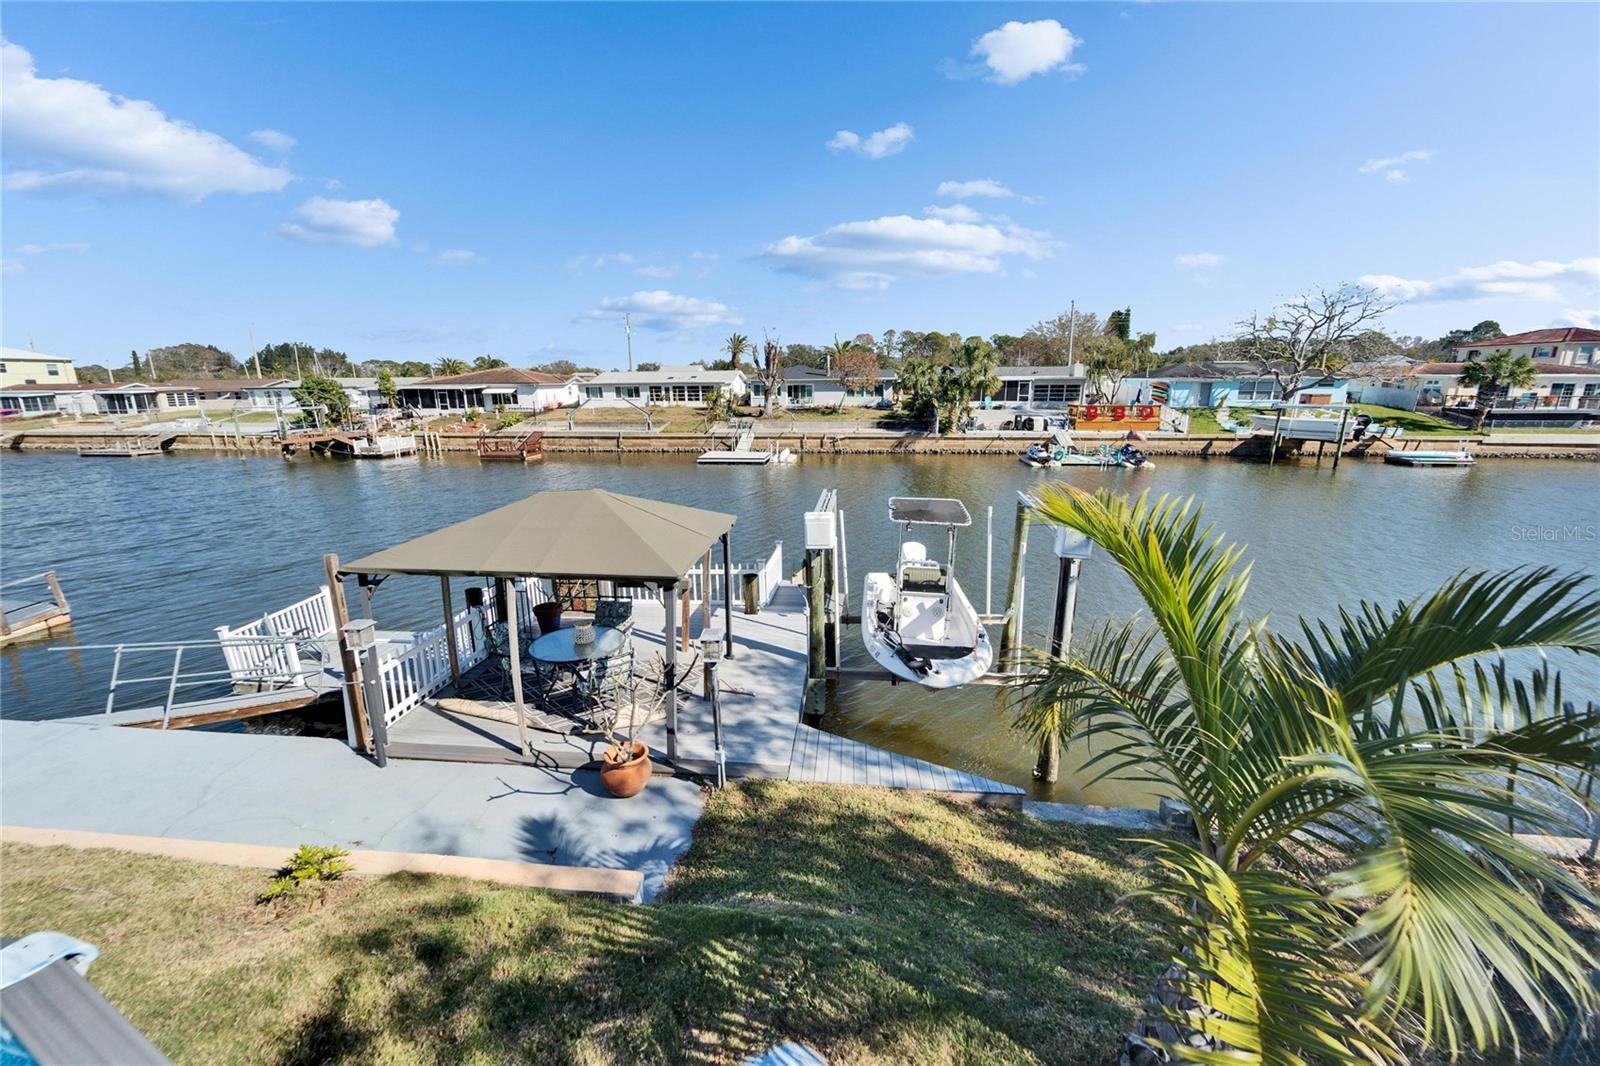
(722, 333, 750, 373)
(433, 357, 469, 376)
(1459, 348, 1538, 430)
(1014, 484, 1599, 1062)
(472, 355, 508, 370)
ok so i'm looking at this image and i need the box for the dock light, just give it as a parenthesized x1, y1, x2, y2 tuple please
(703, 630, 726, 788)
(342, 618, 376, 652)
(1053, 525, 1093, 561)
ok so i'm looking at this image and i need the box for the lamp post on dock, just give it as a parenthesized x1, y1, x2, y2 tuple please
(703, 630, 726, 789)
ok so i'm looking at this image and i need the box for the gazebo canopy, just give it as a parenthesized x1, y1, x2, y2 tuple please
(342, 489, 737, 584)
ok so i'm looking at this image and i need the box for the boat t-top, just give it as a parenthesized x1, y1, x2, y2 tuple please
(861, 497, 995, 688)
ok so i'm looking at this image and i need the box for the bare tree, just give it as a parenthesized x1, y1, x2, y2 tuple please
(757, 334, 784, 417)
(834, 343, 881, 410)
(1233, 284, 1394, 402)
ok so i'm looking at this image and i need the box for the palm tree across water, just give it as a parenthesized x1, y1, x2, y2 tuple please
(433, 357, 469, 376)
(1459, 348, 1538, 430)
(722, 333, 750, 373)
(1014, 483, 1599, 1063)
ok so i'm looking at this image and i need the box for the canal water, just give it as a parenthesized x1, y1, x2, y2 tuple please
(3, 450, 1596, 804)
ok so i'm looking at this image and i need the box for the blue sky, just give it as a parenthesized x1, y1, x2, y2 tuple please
(3, 2, 1597, 370)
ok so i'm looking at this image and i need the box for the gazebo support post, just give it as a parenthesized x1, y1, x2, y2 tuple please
(701, 549, 713, 632)
(680, 584, 691, 652)
(720, 531, 734, 659)
(664, 581, 679, 762)
(503, 577, 531, 757)
(324, 553, 371, 754)
(441, 575, 461, 686)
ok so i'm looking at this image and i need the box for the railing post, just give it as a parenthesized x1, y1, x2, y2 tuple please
(284, 641, 303, 686)
(162, 647, 184, 730)
(104, 646, 124, 715)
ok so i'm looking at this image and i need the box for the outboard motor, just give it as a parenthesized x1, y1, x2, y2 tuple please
(1352, 413, 1373, 441)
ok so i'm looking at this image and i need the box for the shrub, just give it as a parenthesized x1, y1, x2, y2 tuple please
(258, 844, 354, 904)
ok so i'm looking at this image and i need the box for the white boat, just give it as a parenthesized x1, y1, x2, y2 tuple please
(1384, 450, 1476, 467)
(1249, 410, 1357, 442)
(861, 497, 995, 688)
(1021, 430, 1154, 469)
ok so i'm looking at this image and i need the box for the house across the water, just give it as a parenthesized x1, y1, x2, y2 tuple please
(1118, 360, 1349, 408)
(580, 366, 748, 407)
(397, 368, 580, 414)
(750, 365, 896, 408)
(0, 347, 78, 389)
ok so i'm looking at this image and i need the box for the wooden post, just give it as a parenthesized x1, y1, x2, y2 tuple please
(805, 550, 826, 681)
(997, 500, 1031, 672)
(44, 570, 69, 615)
(701, 549, 713, 632)
(1035, 555, 1082, 784)
(679, 583, 691, 651)
(1269, 407, 1285, 466)
(721, 532, 735, 658)
(664, 581, 679, 761)
(503, 577, 531, 757)
(1332, 406, 1351, 471)
(742, 572, 760, 615)
(440, 575, 461, 686)
(324, 554, 371, 754)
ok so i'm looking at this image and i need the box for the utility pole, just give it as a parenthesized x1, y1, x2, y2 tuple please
(1067, 299, 1076, 369)
(624, 313, 633, 371)
(248, 325, 262, 379)
(293, 345, 303, 381)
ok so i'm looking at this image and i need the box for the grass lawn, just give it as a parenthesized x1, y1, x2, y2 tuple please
(1348, 403, 1465, 436)
(0, 782, 1162, 1065)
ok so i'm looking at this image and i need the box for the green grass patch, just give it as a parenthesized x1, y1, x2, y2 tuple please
(0, 782, 1162, 1064)
(1347, 403, 1464, 435)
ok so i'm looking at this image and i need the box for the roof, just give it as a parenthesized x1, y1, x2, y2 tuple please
(889, 497, 972, 526)
(0, 346, 74, 363)
(1450, 328, 1600, 350)
(1147, 359, 1345, 381)
(778, 365, 896, 383)
(417, 368, 572, 387)
(335, 376, 425, 389)
(1409, 361, 1600, 376)
(995, 364, 1085, 380)
(0, 382, 104, 393)
(589, 366, 745, 386)
(341, 489, 737, 583)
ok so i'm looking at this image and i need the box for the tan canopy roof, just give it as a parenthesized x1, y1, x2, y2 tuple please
(342, 489, 736, 583)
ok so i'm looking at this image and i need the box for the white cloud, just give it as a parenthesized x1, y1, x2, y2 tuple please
(967, 20, 1083, 85)
(1, 39, 292, 199)
(1359, 149, 1432, 183)
(1, 260, 22, 276)
(1174, 252, 1223, 269)
(1360, 258, 1600, 306)
(279, 197, 399, 247)
(1563, 308, 1599, 329)
(584, 290, 740, 330)
(433, 248, 482, 266)
(249, 128, 296, 153)
(935, 178, 1015, 199)
(827, 122, 914, 159)
(15, 241, 89, 255)
(924, 203, 984, 223)
(764, 213, 1053, 289)
(636, 264, 677, 278)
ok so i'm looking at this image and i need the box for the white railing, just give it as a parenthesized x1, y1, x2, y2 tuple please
(682, 542, 784, 610)
(216, 587, 334, 682)
(376, 603, 493, 726)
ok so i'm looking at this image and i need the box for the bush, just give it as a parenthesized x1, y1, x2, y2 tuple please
(497, 411, 525, 429)
(258, 844, 353, 904)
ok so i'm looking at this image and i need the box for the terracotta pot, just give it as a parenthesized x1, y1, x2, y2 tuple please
(600, 742, 652, 798)
(532, 602, 563, 634)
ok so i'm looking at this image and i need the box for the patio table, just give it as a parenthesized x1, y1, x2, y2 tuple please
(529, 625, 626, 664)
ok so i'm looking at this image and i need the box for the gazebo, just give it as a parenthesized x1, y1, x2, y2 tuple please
(330, 489, 737, 763)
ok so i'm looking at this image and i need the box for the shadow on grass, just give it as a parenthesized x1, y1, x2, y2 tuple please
(271, 781, 1163, 1065)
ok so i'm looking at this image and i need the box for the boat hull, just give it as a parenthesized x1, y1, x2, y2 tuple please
(1384, 451, 1475, 467)
(861, 572, 994, 688)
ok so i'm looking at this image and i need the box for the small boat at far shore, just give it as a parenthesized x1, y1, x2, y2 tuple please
(1384, 450, 1476, 467)
(1020, 430, 1155, 469)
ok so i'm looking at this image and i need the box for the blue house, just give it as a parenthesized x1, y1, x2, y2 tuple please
(1120, 360, 1350, 408)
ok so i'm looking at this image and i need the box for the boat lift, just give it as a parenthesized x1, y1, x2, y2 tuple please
(800, 488, 1091, 779)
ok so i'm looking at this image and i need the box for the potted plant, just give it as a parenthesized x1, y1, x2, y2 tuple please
(599, 651, 698, 798)
(532, 586, 567, 634)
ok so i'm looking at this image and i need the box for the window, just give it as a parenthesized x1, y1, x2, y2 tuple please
(785, 384, 814, 404)
(1466, 350, 1481, 360)
(1235, 379, 1281, 402)
(19, 395, 53, 413)
(1532, 346, 1556, 359)
(997, 381, 1031, 403)
(1579, 346, 1597, 365)
(163, 391, 196, 407)
(749, 382, 765, 397)
(46, 364, 60, 376)
(584, 386, 603, 399)
(618, 385, 641, 399)
(1548, 383, 1575, 406)
(0, 362, 6, 373)
(1034, 382, 1082, 404)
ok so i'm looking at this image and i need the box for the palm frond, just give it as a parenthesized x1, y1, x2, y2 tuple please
(1130, 838, 1398, 1065)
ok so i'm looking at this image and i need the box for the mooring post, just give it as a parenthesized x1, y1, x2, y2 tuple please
(440, 575, 461, 686)
(805, 549, 826, 681)
(664, 580, 680, 762)
(1269, 406, 1285, 467)
(998, 497, 1031, 673)
(324, 554, 372, 755)
(1332, 406, 1351, 471)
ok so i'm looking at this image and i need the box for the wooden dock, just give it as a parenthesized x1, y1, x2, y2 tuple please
(75, 432, 173, 457)
(476, 428, 544, 461)
(0, 570, 72, 646)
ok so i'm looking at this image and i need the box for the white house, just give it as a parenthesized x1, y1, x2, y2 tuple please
(1450, 327, 1600, 368)
(991, 365, 1089, 407)
(580, 366, 747, 407)
(398, 368, 579, 414)
(0, 382, 99, 417)
(750, 365, 896, 408)
(1368, 361, 1600, 412)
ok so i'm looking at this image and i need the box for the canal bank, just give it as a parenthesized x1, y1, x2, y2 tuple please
(6, 424, 1598, 460)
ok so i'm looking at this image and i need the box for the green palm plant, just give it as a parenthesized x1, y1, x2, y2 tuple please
(1459, 348, 1538, 430)
(722, 333, 751, 373)
(1014, 483, 1600, 1063)
(433, 357, 469, 376)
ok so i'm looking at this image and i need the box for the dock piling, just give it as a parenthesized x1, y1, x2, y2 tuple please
(997, 497, 1031, 673)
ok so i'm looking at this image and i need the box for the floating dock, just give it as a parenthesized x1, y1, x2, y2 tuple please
(0, 570, 72, 646)
(75, 432, 173, 457)
(476, 428, 544, 461)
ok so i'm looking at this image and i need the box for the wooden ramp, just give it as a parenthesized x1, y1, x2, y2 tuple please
(60, 686, 325, 730)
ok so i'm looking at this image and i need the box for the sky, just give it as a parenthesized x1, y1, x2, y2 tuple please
(2, 2, 1597, 371)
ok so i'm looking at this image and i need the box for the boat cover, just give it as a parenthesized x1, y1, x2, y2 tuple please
(887, 497, 972, 526)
